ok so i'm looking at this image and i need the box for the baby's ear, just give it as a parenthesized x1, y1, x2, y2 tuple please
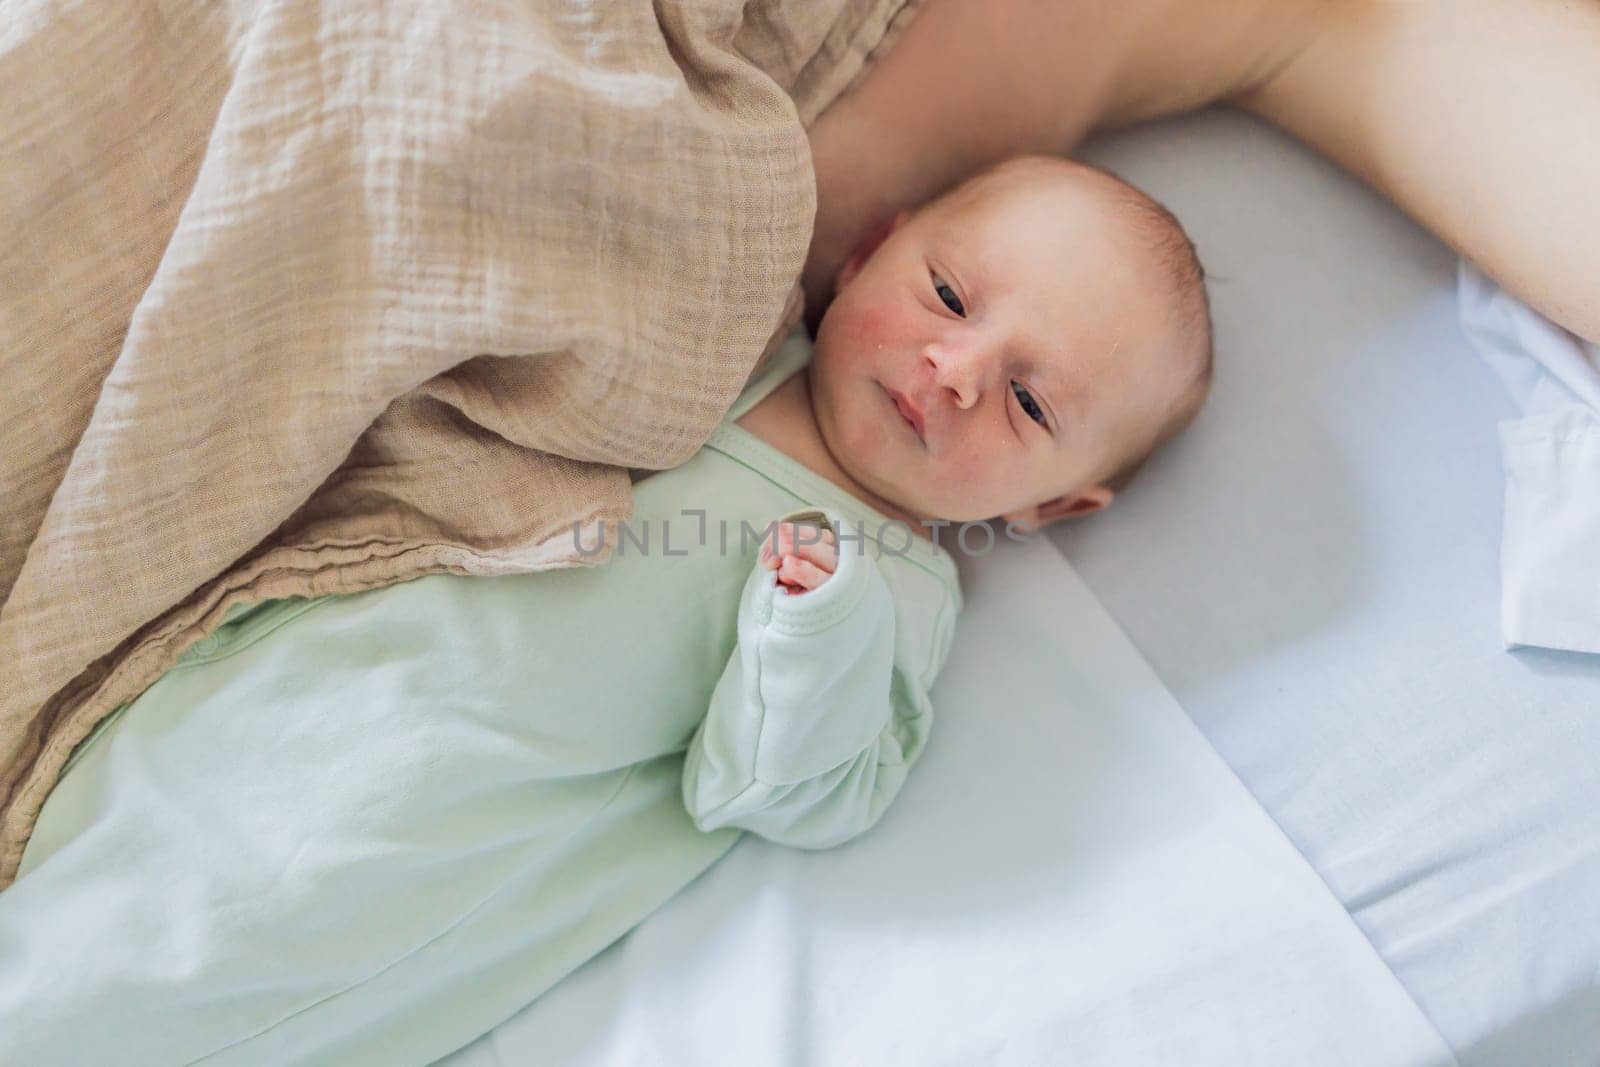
(836, 209, 911, 294)
(1003, 486, 1114, 533)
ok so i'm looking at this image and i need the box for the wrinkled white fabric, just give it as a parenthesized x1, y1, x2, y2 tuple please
(1458, 262, 1600, 654)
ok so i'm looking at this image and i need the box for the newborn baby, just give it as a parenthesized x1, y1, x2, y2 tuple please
(745, 153, 1211, 592)
(1, 155, 1211, 1064)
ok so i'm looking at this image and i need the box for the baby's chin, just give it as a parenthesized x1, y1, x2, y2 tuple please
(871, 474, 1003, 526)
(821, 424, 939, 522)
(842, 461, 968, 529)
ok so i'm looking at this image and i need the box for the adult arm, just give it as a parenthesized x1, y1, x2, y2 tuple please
(1233, 0, 1600, 342)
(805, 0, 1600, 343)
(800, 0, 1339, 331)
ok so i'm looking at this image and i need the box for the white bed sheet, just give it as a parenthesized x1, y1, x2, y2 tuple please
(1052, 110, 1600, 1066)
(440, 537, 1454, 1067)
(433, 105, 1600, 1067)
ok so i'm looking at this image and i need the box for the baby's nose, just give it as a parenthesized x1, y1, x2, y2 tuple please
(925, 343, 983, 409)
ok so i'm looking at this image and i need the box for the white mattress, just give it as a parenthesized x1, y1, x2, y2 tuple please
(1052, 109, 1600, 1065)
(437, 109, 1598, 1066)
(441, 537, 1454, 1067)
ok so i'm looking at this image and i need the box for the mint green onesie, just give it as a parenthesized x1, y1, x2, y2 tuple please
(0, 332, 962, 1067)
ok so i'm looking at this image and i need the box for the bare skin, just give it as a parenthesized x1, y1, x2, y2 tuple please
(738, 159, 1189, 547)
(804, 0, 1600, 343)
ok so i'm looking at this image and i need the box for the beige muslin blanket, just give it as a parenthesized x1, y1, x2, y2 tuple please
(0, 0, 923, 887)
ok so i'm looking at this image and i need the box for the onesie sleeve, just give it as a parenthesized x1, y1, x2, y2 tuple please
(680, 511, 933, 850)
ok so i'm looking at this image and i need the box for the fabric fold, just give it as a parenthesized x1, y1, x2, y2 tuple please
(0, 0, 924, 887)
(1457, 261, 1600, 654)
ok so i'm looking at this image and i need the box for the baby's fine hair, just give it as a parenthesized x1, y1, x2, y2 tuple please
(1097, 169, 1213, 491)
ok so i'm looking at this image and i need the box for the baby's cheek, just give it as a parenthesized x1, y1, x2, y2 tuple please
(939, 442, 1036, 518)
(943, 449, 984, 487)
(840, 299, 914, 359)
(933, 450, 998, 511)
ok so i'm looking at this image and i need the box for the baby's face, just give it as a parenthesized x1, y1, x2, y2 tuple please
(809, 169, 1183, 527)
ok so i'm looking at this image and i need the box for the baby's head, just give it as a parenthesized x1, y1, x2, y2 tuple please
(809, 155, 1212, 532)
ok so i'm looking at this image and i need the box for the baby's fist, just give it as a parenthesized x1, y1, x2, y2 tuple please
(758, 520, 838, 595)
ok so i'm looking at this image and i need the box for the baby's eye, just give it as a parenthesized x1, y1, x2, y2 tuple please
(1012, 381, 1047, 427)
(932, 275, 965, 318)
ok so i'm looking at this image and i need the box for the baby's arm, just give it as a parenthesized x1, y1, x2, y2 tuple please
(680, 514, 932, 850)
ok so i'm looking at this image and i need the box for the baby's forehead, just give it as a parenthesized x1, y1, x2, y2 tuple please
(940, 173, 1143, 271)
(938, 185, 1157, 323)
(938, 176, 1187, 411)
(957, 160, 1125, 219)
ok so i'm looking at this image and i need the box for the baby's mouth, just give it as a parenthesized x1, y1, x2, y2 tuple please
(882, 384, 925, 444)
